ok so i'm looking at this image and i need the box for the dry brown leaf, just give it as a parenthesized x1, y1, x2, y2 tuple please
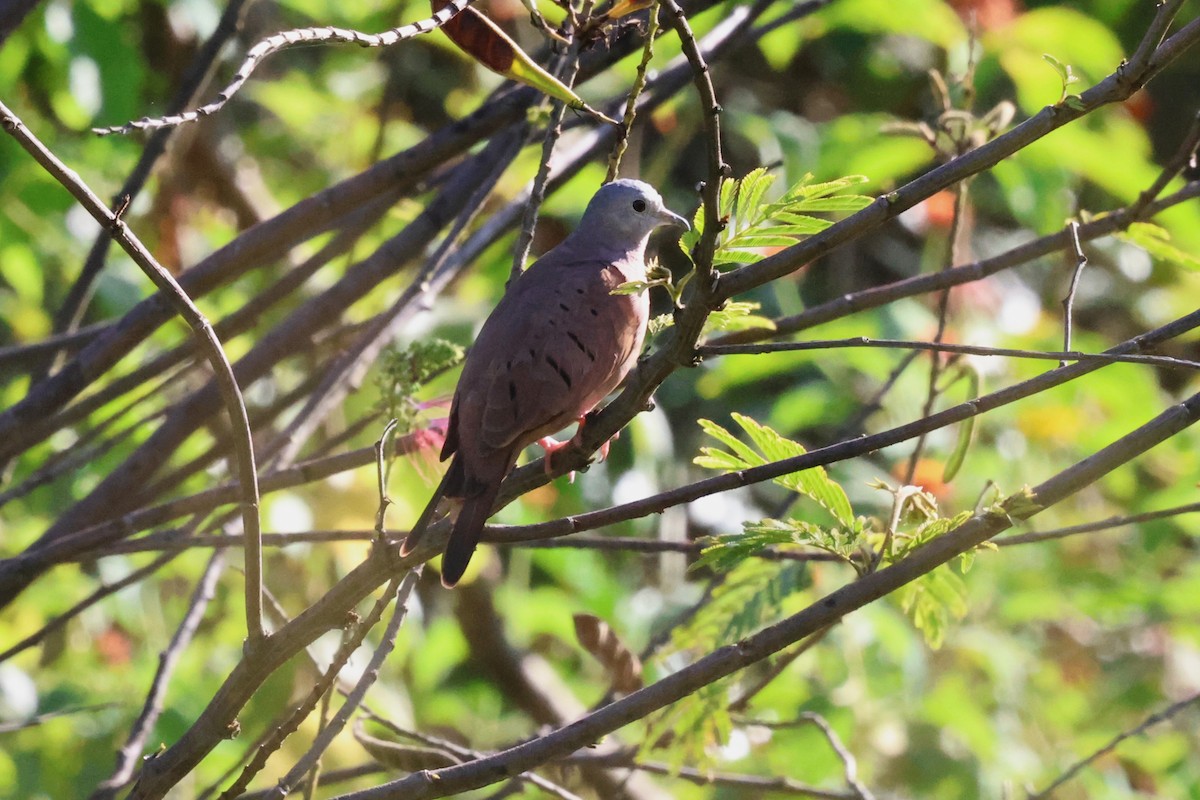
(573, 612, 644, 695)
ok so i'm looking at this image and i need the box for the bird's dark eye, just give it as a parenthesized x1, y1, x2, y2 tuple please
(632, 199, 647, 212)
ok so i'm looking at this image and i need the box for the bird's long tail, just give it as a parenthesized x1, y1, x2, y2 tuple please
(440, 475, 504, 588)
(398, 458, 458, 558)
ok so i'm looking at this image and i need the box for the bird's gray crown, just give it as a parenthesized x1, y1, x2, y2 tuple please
(575, 179, 689, 248)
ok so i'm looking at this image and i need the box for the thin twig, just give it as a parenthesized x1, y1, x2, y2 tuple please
(355, 711, 585, 800)
(0, 320, 106, 373)
(570, 752, 858, 799)
(1060, 221, 1088, 365)
(374, 419, 400, 539)
(0, 383, 169, 509)
(1028, 690, 1200, 800)
(238, 766, 386, 800)
(1120, 0, 1187, 89)
(509, 20, 587, 286)
(697, 337, 1200, 370)
(0, 100, 266, 645)
(905, 179, 969, 484)
(727, 626, 832, 713)
(89, 549, 229, 800)
(45, 0, 256, 375)
(606, 0, 661, 182)
(1130, 109, 1200, 218)
(0, 704, 116, 734)
(800, 712, 875, 800)
(999, 500, 1200, 546)
(263, 572, 419, 800)
(302, 684, 334, 800)
(659, 0, 727, 296)
(93, 0, 478, 136)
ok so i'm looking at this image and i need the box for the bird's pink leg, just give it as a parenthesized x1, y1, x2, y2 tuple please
(536, 415, 621, 482)
(536, 433, 577, 482)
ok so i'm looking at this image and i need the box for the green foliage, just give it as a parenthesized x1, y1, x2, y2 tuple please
(640, 681, 732, 774)
(374, 338, 464, 433)
(1118, 222, 1200, 271)
(696, 518, 854, 571)
(671, 560, 810, 653)
(694, 413, 855, 527)
(692, 415, 996, 647)
(897, 566, 968, 650)
(1041, 53, 1081, 105)
(681, 168, 874, 269)
(940, 363, 980, 483)
(6, 0, 1200, 797)
(646, 299, 775, 337)
(647, 560, 810, 770)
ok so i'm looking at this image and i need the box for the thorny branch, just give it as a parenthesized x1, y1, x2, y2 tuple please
(93, 0, 479, 135)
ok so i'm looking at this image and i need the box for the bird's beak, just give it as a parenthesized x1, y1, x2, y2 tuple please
(660, 208, 690, 231)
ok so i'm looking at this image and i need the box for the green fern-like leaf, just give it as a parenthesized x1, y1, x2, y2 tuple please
(670, 560, 809, 654)
(695, 414, 855, 527)
(375, 338, 464, 432)
(639, 682, 732, 774)
(696, 518, 857, 571)
(1118, 222, 1200, 270)
(897, 566, 969, 649)
(683, 170, 873, 269)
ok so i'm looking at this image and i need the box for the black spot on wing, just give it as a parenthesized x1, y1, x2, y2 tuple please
(544, 355, 572, 388)
(567, 330, 596, 362)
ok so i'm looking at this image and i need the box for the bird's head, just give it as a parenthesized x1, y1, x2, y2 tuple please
(576, 179, 690, 248)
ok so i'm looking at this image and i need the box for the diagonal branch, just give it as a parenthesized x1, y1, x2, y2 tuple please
(712, 13, 1200, 301)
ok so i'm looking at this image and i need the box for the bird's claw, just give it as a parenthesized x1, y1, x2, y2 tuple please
(537, 436, 577, 483)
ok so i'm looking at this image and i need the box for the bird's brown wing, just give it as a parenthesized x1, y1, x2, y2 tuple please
(408, 250, 649, 585)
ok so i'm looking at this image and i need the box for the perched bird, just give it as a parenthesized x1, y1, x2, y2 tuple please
(402, 179, 689, 586)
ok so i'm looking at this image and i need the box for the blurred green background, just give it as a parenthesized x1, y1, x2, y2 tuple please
(1, 0, 1199, 797)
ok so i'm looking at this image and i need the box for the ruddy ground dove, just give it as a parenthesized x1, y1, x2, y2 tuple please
(401, 179, 689, 586)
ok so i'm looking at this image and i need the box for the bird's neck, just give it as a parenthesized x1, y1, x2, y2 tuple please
(560, 230, 651, 265)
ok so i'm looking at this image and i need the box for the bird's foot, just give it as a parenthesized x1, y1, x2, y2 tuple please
(537, 417, 620, 481)
(536, 436, 577, 483)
